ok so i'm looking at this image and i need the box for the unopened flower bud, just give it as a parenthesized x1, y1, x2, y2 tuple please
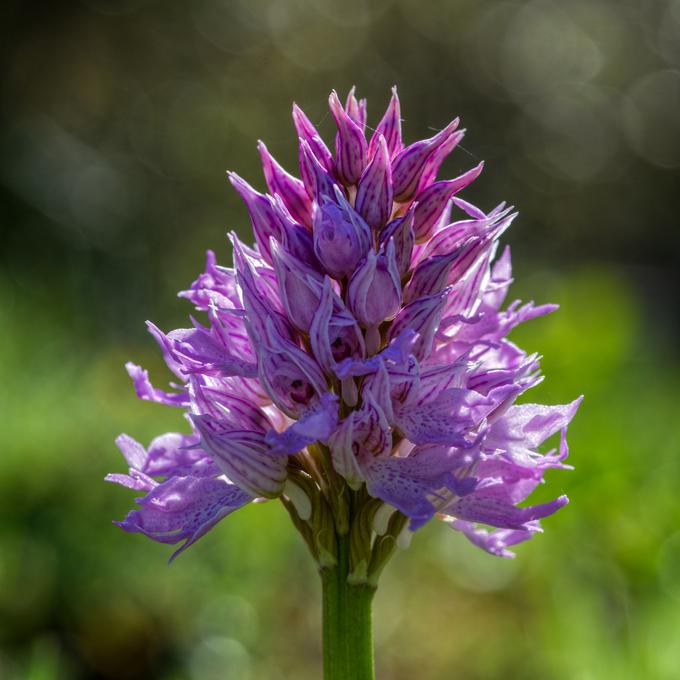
(258, 140, 312, 228)
(347, 240, 401, 328)
(313, 188, 371, 279)
(356, 134, 393, 231)
(329, 90, 367, 186)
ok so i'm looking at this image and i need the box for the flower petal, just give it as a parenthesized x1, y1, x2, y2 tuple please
(114, 476, 252, 560)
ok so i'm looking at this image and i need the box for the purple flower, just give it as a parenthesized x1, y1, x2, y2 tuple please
(313, 187, 371, 279)
(111, 87, 580, 566)
(347, 241, 402, 330)
(329, 90, 368, 186)
(106, 433, 252, 561)
(258, 140, 312, 228)
(356, 134, 393, 231)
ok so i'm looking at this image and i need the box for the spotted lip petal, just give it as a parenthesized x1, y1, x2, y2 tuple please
(112, 87, 580, 561)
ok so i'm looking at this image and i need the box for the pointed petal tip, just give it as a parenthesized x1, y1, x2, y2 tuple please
(227, 171, 247, 191)
(570, 395, 585, 413)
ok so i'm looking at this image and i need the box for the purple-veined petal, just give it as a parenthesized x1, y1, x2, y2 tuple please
(273, 195, 317, 265)
(347, 241, 402, 328)
(299, 137, 340, 202)
(265, 392, 339, 455)
(416, 127, 466, 193)
(232, 235, 294, 344)
(329, 90, 367, 186)
(356, 134, 393, 231)
(392, 120, 461, 203)
(327, 414, 364, 488)
(126, 362, 188, 407)
(335, 328, 416, 380)
(190, 386, 272, 433)
(394, 387, 490, 446)
(106, 469, 157, 492)
(313, 188, 372, 279)
(258, 140, 312, 227)
(369, 86, 402, 159)
(192, 415, 287, 498)
(445, 519, 536, 558)
(361, 444, 478, 529)
(344, 86, 367, 132)
(485, 398, 583, 459)
(443, 494, 569, 530)
(228, 172, 282, 264)
(270, 240, 323, 333)
(380, 205, 415, 277)
(179, 250, 240, 311)
(292, 103, 335, 172)
(125, 432, 218, 478)
(388, 288, 449, 360)
(309, 276, 365, 375)
(114, 475, 252, 561)
(412, 162, 484, 242)
(403, 250, 462, 304)
(255, 318, 328, 419)
(147, 321, 258, 380)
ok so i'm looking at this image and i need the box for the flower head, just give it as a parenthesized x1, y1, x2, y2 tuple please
(110, 87, 581, 571)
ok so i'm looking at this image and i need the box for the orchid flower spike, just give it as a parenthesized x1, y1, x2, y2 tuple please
(111, 85, 581, 605)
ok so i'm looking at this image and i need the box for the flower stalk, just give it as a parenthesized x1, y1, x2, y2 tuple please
(321, 531, 375, 680)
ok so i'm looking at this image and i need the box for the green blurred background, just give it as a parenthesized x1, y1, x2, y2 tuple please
(2, 0, 680, 678)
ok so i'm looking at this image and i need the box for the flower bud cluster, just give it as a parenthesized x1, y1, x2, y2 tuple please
(110, 88, 580, 568)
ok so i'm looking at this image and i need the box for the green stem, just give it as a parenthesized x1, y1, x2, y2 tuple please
(321, 532, 376, 680)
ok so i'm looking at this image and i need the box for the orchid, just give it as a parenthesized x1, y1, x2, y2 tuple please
(109, 87, 581, 679)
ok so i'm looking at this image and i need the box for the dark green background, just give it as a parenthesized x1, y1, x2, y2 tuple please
(2, 1, 680, 678)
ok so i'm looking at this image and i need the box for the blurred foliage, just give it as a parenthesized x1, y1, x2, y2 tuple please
(1, 0, 679, 678)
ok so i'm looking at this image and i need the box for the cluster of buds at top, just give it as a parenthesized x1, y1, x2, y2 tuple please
(109, 87, 581, 580)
